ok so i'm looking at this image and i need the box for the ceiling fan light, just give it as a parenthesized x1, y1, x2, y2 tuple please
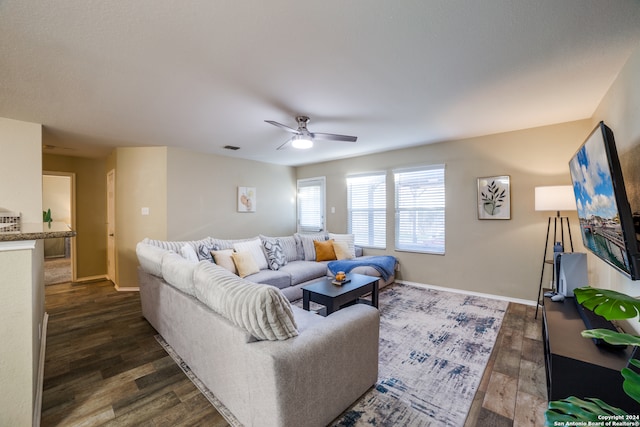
(291, 135, 313, 149)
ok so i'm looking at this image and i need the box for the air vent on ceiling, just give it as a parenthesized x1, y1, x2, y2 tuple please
(223, 145, 240, 151)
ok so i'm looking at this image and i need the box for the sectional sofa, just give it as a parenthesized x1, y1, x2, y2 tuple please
(135, 232, 392, 426)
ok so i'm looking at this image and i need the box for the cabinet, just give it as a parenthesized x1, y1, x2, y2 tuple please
(542, 295, 638, 413)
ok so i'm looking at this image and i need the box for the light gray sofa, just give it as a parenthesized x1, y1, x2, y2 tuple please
(136, 240, 381, 427)
(141, 232, 395, 302)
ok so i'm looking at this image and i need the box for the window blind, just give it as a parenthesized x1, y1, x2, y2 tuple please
(347, 172, 386, 248)
(297, 177, 325, 232)
(394, 165, 445, 254)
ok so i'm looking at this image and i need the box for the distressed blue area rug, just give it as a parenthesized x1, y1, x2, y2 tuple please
(332, 283, 507, 426)
(158, 283, 507, 427)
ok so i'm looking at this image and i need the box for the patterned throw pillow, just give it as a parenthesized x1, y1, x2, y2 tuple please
(262, 238, 287, 270)
(197, 240, 218, 262)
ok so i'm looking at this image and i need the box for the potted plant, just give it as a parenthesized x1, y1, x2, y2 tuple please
(545, 286, 640, 424)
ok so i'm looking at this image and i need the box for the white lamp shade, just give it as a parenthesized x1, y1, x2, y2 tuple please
(535, 185, 576, 211)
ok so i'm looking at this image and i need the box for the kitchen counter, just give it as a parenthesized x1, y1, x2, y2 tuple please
(0, 222, 76, 242)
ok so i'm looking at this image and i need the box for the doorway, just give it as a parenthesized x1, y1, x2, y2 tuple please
(107, 169, 116, 286)
(42, 172, 76, 285)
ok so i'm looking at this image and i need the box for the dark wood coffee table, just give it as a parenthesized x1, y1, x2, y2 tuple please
(302, 273, 379, 316)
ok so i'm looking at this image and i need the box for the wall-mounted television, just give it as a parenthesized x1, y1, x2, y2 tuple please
(569, 121, 640, 280)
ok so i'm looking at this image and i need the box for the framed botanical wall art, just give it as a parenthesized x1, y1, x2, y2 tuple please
(477, 175, 510, 220)
(237, 187, 256, 212)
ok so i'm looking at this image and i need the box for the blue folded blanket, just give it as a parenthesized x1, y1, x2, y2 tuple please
(327, 256, 397, 282)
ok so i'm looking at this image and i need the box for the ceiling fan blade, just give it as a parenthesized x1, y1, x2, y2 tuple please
(311, 132, 358, 142)
(276, 138, 293, 150)
(265, 120, 299, 134)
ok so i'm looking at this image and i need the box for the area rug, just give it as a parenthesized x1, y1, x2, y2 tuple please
(156, 282, 508, 426)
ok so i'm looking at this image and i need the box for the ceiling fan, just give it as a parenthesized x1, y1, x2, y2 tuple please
(265, 116, 357, 150)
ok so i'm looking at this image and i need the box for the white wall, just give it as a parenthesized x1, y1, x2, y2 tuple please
(166, 147, 297, 240)
(297, 120, 592, 302)
(591, 41, 640, 334)
(42, 175, 71, 224)
(0, 117, 43, 426)
(0, 117, 42, 222)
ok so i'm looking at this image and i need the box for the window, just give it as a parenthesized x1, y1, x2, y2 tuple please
(394, 165, 445, 254)
(347, 172, 386, 248)
(297, 177, 325, 232)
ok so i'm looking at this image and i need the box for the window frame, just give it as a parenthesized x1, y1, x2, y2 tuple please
(393, 164, 446, 255)
(296, 176, 326, 233)
(347, 171, 387, 249)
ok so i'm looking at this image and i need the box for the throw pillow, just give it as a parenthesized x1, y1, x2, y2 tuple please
(180, 244, 199, 263)
(211, 249, 237, 274)
(262, 238, 287, 270)
(295, 232, 328, 261)
(233, 238, 268, 270)
(197, 240, 218, 262)
(232, 251, 260, 278)
(329, 233, 356, 259)
(333, 240, 354, 260)
(314, 239, 337, 261)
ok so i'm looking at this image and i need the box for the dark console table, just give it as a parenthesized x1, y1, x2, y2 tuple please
(542, 295, 638, 413)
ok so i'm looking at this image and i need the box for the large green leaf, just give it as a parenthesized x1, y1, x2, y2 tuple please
(545, 396, 627, 426)
(581, 329, 640, 346)
(622, 359, 640, 404)
(574, 286, 640, 321)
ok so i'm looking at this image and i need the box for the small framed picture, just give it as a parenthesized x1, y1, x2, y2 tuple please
(237, 187, 256, 212)
(477, 176, 510, 220)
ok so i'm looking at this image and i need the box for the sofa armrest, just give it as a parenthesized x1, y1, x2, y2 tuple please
(242, 304, 379, 427)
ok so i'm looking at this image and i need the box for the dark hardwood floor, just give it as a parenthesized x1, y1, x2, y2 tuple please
(42, 280, 546, 426)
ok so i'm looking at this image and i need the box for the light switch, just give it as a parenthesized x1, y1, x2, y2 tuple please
(141, 207, 150, 215)
(331, 206, 336, 214)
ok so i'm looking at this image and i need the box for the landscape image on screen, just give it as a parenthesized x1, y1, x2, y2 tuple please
(569, 130, 632, 276)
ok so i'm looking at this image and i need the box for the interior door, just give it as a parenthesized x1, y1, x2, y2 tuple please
(107, 169, 117, 285)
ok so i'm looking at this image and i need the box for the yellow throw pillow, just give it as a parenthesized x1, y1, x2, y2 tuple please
(333, 240, 354, 260)
(314, 239, 337, 261)
(232, 251, 260, 278)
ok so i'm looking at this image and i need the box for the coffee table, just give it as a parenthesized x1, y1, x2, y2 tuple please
(302, 273, 379, 316)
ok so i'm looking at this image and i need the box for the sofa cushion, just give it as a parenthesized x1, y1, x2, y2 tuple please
(193, 262, 298, 341)
(136, 242, 167, 277)
(314, 239, 337, 261)
(233, 238, 268, 270)
(295, 232, 329, 261)
(244, 269, 291, 289)
(329, 233, 356, 259)
(143, 237, 212, 254)
(261, 237, 287, 270)
(212, 249, 237, 274)
(232, 251, 260, 278)
(280, 260, 329, 285)
(161, 252, 198, 296)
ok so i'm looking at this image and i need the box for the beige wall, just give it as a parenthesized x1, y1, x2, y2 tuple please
(114, 147, 168, 288)
(297, 120, 592, 302)
(43, 154, 107, 279)
(42, 175, 71, 224)
(0, 117, 43, 426)
(591, 41, 640, 334)
(166, 147, 297, 240)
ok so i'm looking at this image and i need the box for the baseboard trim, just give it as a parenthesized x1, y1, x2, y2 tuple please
(396, 280, 537, 307)
(76, 274, 108, 283)
(33, 312, 48, 427)
(115, 285, 139, 292)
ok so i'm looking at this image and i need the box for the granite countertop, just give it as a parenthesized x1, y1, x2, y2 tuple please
(0, 222, 76, 241)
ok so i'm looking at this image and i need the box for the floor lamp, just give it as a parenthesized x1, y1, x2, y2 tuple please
(534, 185, 576, 319)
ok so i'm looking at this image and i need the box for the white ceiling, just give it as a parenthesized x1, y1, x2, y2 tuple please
(2, 1, 640, 166)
